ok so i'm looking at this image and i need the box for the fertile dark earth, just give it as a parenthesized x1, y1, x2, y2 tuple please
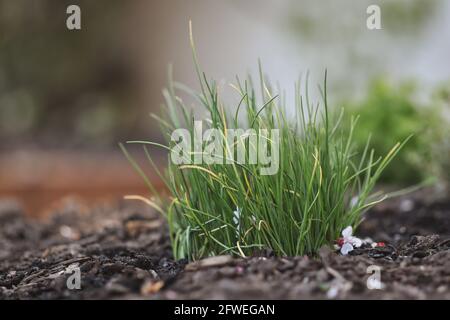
(0, 190, 449, 300)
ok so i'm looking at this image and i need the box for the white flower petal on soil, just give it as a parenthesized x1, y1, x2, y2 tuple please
(340, 243, 354, 255)
(326, 285, 339, 299)
(339, 225, 364, 250)
(348, 236, 363, 248)
(342, 226, 353, 238)
(341, 243, 353, 255)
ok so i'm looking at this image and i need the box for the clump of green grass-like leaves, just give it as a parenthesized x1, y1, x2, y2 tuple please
(121, 24, 409, 261)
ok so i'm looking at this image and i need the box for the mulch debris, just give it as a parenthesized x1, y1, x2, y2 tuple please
(0, 192, 449, 299)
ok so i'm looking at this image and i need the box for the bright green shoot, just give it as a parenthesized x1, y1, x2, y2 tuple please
(122, 24, 408, 261)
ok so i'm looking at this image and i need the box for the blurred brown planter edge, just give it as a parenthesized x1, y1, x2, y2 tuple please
(0, 150, 165, 217)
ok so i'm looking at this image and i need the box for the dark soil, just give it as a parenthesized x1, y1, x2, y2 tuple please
(0, 192, 449, 300)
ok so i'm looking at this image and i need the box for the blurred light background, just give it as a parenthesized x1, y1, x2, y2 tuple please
(0, 0, 449, 214)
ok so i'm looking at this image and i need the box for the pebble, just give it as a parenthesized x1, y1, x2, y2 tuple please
(141, 280, 164, 295)
(399, 199, 414, 212)
(59, 225, 81, 240)
(125, 219, 162, 237)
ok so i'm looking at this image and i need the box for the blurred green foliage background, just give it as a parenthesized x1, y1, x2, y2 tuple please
(341, 80, 449, 186)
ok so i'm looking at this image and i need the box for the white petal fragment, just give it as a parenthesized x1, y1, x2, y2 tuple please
(342, 226, 353, 238)
(349, 236, 363, 248)
(340, 243, 354, 255)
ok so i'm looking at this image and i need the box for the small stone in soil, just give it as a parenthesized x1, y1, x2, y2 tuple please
(141, 280, 164, 295)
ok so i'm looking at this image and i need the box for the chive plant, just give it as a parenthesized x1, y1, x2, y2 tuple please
(122, 24, 408, 260)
